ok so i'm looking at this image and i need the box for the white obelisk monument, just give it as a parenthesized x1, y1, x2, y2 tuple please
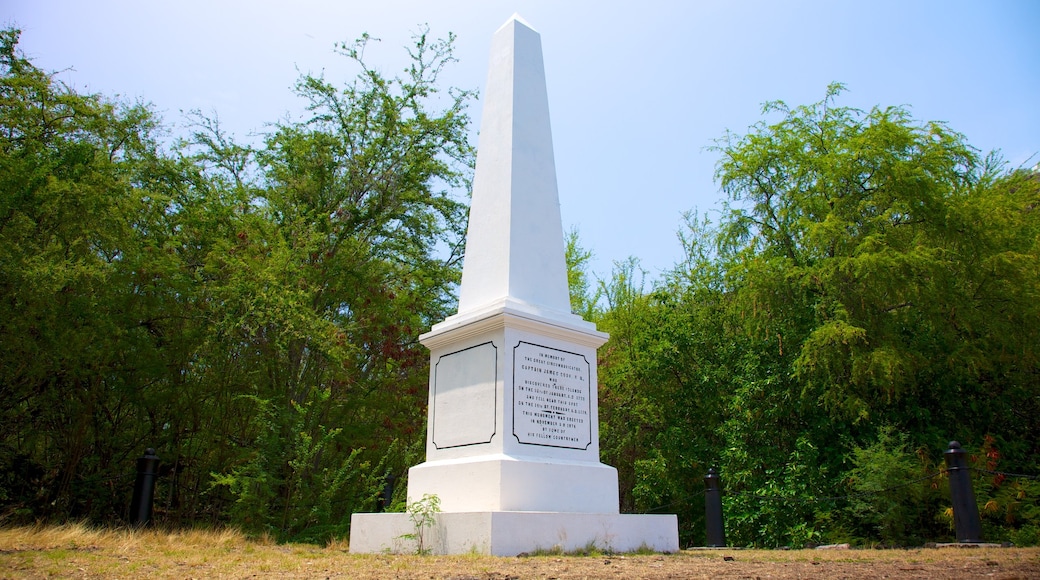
(350, 15, 678, 555)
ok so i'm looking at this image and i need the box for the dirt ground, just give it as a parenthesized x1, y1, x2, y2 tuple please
(318, 548, 1039, 580)
(1, 525, 1038, 579)
(4, 545, 1040, 579)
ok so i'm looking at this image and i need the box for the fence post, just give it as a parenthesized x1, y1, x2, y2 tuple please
(944, 441, 982, 543)
(129, 448, 160, 526)
(704, 468, 727, 547)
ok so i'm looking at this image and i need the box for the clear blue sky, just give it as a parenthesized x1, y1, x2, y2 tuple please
(7, 1, 1039, 281)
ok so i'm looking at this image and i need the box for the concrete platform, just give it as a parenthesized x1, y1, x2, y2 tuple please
(349, 511, 679, 555)
(927, 542, 1010, 548)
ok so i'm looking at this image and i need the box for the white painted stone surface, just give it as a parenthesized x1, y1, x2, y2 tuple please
(430, 342, 497, 449)
(408, 454, 619, 513)
(350, 512, 679, 556)
(410, 310, 617, 515)
(453, 14, 572, 325)
(419, 311, 606, 465)
(349, 14, 678, 555)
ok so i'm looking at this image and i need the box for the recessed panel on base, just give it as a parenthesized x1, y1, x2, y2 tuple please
(432, 342, 497, 449)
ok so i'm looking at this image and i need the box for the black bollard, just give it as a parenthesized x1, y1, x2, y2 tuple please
(378, 474, 396, 513)
(704, 468, 727, 547)
(944, 441, 982, 543)
(129, 448, 160, 526)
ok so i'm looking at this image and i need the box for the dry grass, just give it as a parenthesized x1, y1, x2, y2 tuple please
(1, 524, 1038, 579)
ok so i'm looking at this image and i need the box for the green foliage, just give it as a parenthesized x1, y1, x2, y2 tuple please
(1, 26, 176, 522)
(399, 493, 440, 555)
(597, 250, 733, 544)
(721, 436, 830, 548)
(207, 391, 393, 543)
(564, 228, 600, 320)
(841, 426, 940, 546)
(713, 84, 1040, 434)
(707, 86, 1038, 546)
(596, 84, 1039, 547)
(0, 25, 471, 541)
(964, 436, 1040, 546)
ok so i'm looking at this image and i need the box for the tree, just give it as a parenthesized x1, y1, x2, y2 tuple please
(713, 83, 1039, 440)
(0, 27, 187, 521)
(564, 228, 600, 320)
(706, 83, 1040, 545)
(593, 84, 1039, 547)
(596, 244, 735, 544)
(0, 26, 475, 541)
(181, 29, 474, 540)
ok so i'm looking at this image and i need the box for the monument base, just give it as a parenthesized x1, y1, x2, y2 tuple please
(407, 455, 619, 513)
(349, 511, 679, 555)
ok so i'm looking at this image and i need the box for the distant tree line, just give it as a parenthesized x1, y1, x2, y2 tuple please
(2, 26, 1038, 547)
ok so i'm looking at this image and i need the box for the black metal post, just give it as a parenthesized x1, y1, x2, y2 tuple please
(944, 441, 982, 543)
(129, 448, 160, 526)
(378, 474, 396, 512)
(704, 468, 727, 547)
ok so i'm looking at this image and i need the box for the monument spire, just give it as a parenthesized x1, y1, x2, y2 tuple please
(456, 15, 571, 320)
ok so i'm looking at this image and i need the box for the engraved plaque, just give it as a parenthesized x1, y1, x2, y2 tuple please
(432, 342, 497, 449)
(512, 341, 592, 450)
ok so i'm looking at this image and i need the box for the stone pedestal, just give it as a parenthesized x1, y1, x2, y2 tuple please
(350, 512, 678, 556)
(348, 14, 678, 555)
(410, 306, 616, 513)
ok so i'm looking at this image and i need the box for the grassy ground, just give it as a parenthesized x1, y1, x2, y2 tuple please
(1, 523, 1038, 579)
